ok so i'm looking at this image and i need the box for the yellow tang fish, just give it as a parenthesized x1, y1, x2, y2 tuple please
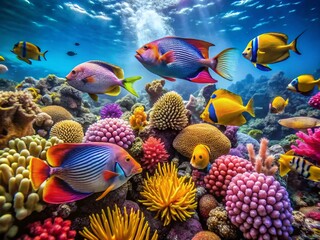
(279, 150, 320, 182)
(11, 41, 48, 64)
(242, 31, 304, 71)
(287, 74, 320, 96)
(0, 56, 4, 61)
(269, 96, 289, 114)
(190, 144, 211, 169)
(200, 89, 255, 126)
(278, 117, 320, 130)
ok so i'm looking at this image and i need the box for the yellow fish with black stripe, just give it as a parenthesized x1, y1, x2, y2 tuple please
(190, 144, 211, 169)
(279, 150, 320, 182)
(269, 96, 289, 114)
(242, 31, 304, 71)
(287, 74, 320, 96)
(11, 41, 48, 64)
(200, 89, 255, 126)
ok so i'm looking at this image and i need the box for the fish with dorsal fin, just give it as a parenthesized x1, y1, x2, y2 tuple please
(287, 74, 320, 96)
(269, 96, 289, 114)
(278, 117, 320, 130)
(11, 41, 48, 64)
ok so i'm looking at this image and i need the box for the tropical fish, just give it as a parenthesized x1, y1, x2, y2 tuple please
(65, 60, 142, 101)
(66, 51, 77, 56)
(0, 64, 8, 74)
(135, 36, 237, 83)
(0, 56, 4, 61)
(200, 89, 255, 126)
(74, 42, 80, 46)
(287, 74, 320, 96)
(29, 143, 142, 204)
(242, 32, 304, 71)
(190, 144, 211, 169)
(269, 96, 289, 114)
(11, 41, 48, 64)
(278, 117, 320, 130)
(279, 150, 320, 182)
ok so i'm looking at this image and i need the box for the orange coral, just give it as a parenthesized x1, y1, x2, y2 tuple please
(129, 106, 148, 131)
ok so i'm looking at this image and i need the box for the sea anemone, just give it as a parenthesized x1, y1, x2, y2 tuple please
(100, 103, 123, 119)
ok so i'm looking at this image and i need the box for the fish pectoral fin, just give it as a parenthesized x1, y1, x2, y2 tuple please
(17, 56, 31, 64)
(96, 184, 115, 201)
(105, 85, 121, 96)
(43, 176, 92, 204)
(89, 93, 99, 101)
(103, 170, 119, 181)
(160, 51, 175, 64)
(257, 49, 266, 55)
(83, 75, 96, 84)
(189, 70, 217, 83)
(254, 63, 271, 71)
(161, 76, 176, 82)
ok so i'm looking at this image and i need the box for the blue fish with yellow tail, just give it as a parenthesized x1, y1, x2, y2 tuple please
(29, 143, 142, 204)
(242, 32, 304, 71)
(287, 74, 320, 96)
(135, 36, 238, 83)
(279, 150, 320, 182)
(200, 89, 255, 126)
(11, 41, 48, 64)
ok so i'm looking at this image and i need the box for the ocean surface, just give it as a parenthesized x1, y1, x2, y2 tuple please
(0, 0, 319, 92)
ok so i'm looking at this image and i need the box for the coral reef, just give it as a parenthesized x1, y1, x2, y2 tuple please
(41, 105, 73, 124)
(50, 120, 84, 143)
(115, 94, 137, 112)
(191, 169, 206, 188)
(83, 118, 135, 148)
(224, 126, 239, 148)
(167, 217, 203, 240)
(145, 79, 166, 106)
(100, 103, 123, 119)
(33, 112, 54, 137)
(173, 123, 231, 162)
(308, 92, 320, 110)
(140, 162, 197, 226)
(192, 231, 221, 240)
(248, 129, 263, 141)
(225, 172, 293, 239)
(129, 106, 148, 131)
(198, 194, 219, 219)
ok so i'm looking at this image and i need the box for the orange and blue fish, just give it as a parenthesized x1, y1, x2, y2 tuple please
(29, 143, 142, 204)
(135, 36, 237, 83)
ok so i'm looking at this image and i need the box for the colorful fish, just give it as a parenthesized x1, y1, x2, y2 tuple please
(269, 96, 289, 114)
(11, 41, 48, 64)
(29, 143, 142, 204)
(65, 60, 142, 101)
(0, 56, 4, 61)
(200, 89, 255, 126)
(242, 32, 304, 71)
(287, 74, 320, 96)
(135, 36, 237, 83)
(278, 117, 320, 130)
(279, 150, 320, 182)
(190, 144, 211, 169)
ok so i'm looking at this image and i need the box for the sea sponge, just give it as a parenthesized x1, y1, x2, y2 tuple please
(192, 231, 221, 240)
(129, 106, 148, 131)
(41, 105, 73, 123)
(140, 162, 197, 226)
(150, 91, 188, 131)
(198, 194, 219, 219)
(80, 205, 158, 240)
(100, 103, 123, 119)
(50, 120, 84, 143)
(173, 123, 231, 162)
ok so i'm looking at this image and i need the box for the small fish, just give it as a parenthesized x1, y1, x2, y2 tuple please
(242, 31, 304, 71)
(279, 150, 320, 182)
(0, 56, 4, 61)
(269, 96, 289, 114)
(67, 51, 77, 56)
(200, 89, 255, 126)
(190, 144, 211, 169)
(66, 60, 142, 101)
(0, 64, 8, 74)
(74, 42, 80, 46)
(278, 117, 320, 130)
(11, 41, 48, 64)
(287, 74, 320, 96)
(135, 36, 237, 83)
(29, 143, 142, 204)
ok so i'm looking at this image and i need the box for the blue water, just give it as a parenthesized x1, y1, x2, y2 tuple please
(0, 0, 319, 92)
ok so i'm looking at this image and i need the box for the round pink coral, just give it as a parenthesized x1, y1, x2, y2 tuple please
(308, 92, 320, 110)
(83, 118, 135, 149)
(141, 136, 169, 173)
(204, 155, 253, 198)
(226, 172, 293, 239)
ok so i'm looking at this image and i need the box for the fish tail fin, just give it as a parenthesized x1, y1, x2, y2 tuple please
(41, 50, 48, 61)
(279, 156, 292, 177)
(245, 97, 255, 117)
(122, 76, 142, 97)
(211, 48, 238, 81)
(309, 166, 320, 182)
(29, 157, 51, 190)
(285, 98, 289, 107)
(316, 78, 320, 89)
(289, 30, 305, 55)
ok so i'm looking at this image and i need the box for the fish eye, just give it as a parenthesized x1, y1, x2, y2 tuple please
(143, 45, 148, 50)
(193, 155, 196, 160)
(125, 157, 130, 162)
(71, 70, 76, 75)
(199, 155, 202, 159)
(247, 47, 251, 50)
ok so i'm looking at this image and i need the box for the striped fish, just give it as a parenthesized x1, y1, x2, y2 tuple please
(11, 41, 48, 64)
(29, 143, 142, 204)
(279, 150, 320, 182)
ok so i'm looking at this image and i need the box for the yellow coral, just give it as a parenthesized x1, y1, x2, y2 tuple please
(140, 162, 197, 226)
(50, 120, 84, 143)
(129, 106, 148, 131)
(80, 205, 158, 240)
(41, 105, 73, 124)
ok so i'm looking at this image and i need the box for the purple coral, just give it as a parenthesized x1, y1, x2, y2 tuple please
(100, 103, 123, 119)
(224, 126, 239, 147)
(83, 118, 135, 148)
(226, 172, 293, 239)
(291, 128, 320, 162)
(308, 92, 320, 110)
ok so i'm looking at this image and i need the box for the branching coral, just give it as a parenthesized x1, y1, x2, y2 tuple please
(79, 205, 158, 240)
(140, 162, 197, 226)
(50, 120, 84, 143)
(129, 106, 148, 131)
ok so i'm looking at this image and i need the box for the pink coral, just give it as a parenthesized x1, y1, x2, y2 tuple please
(291, 128, 320, 162)
(204, 155, 254, 198)
(83, 118, 135, 149)
(141, 136, 169, 172)
(226, 172, 293, 239)
(306, 211, 320, 221)
(308, 92, 320, 109)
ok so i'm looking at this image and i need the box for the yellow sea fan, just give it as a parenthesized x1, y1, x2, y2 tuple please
(140, 162, 197, 226)
(79, 205, 158, 240)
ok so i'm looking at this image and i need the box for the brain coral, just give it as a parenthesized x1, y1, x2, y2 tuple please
(50, 120, 84, 143)
(173, 123, 231, 162)
(150, 91, 188, 131)
(41, 105, 73, 124)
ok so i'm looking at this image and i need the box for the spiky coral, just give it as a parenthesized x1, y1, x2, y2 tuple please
(129, 106, 148, 131)
(50, 120, 84, 143)
(79, 205, 158, 240)
(100, 103, 123, 119)
(140, 162, 197, 226)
